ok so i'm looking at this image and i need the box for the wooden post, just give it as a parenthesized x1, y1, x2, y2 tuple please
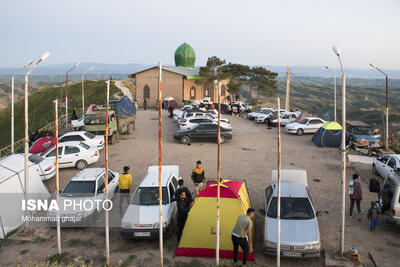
(276, 97, 281, 267)
(285, 67, 290, 111)
(54, 100, 61, 255)
(215, 81, 221, 265)
(158, 62, 164, 267)
(105, 78, 110, 265)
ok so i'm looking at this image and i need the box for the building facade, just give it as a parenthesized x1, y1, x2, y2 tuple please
(129, 43, 230, 108)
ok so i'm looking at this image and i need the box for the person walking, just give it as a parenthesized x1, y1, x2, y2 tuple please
(367, 201, 378, 231)
(143, 98, 147, 110)
(191, 161, 205, 196)
(349, 173, 363, 217)
(175, 179, 192, 202)
(118, 166, 133, 215)
(232, 208, 254, 266)
(176, 191, 193, 242)
(168, 104, 174, 118)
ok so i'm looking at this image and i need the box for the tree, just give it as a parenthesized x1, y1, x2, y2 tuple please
(196, 56, 228, 100)
(220, 63, 250, 97)
(248, 66, 278, 108)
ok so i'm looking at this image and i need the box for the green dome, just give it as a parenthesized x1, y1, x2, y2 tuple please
(174, 42, 196, 68)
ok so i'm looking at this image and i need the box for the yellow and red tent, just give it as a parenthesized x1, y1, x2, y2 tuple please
(175, 179, 254, 261)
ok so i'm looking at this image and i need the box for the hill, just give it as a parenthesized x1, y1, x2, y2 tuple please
(0, 80, 121, 149)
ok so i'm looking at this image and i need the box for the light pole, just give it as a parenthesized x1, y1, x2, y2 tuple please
(24, 52, 50, 230)
(65, 62, 80, 126)
(81, 66, 94, 116)
(325, 66, 337, 122)
(11, 60, 33, 153)
(370, 63, 389, 150)
(332, 45, 346, 257)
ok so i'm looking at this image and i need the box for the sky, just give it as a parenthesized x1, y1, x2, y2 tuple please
(1, 0, 399, 69)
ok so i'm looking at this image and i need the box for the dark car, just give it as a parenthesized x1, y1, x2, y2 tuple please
(173, 123, 232, 144)
(213, 103, 230, 114)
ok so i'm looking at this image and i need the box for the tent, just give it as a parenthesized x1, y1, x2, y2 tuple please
(29, 136, 56, 154)
(162, 97, 178, 110)
(175, 179, 254, 261)
(312, 121, 349, 147)
(110, 96, 136, 118)
(0, 154, 49, 238)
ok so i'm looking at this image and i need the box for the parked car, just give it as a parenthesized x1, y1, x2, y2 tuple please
(347, 120, 381, 151)
(120, 165, 181, 239)
(285, 117, 326, 135)
(71, 115, 85, 130)
(272, 112, 301, 126)
(48, 168, 119, 225)
(59, 131, 105, 150)
(173, 104, 199, 121)
(180, 117, 231, 131)
(29, 154, 56, 180)
(247, 108, 274, 120)
(373, 154, 400, 179)
(232, 101, 252, 113)
(173, 123, 232, 144)
(255, 109, 287, 123)
(262, 168, 321, 258)
(177, 111, 210, 124)
(41, 141, 99, 170)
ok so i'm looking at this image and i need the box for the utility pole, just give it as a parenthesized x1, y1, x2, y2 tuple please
(215, 81, 221, 266)
(285, 67, 291, 111)
(158, 62, 164, 267)
(54, 99, 61, 255)
(105, 78, 110, 265)
(276, 97, 282, 267)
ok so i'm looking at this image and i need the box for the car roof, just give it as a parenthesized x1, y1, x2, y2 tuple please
(62, 131, 86, 136)
(71, 168, 105, 181)
(139, 165, 179, 187)
(271, 182, 308, 198)
(304, 117, 324, 120)
(387, 154, 400, 161)
(54, 141, 85, 146)
(271, 168, 308, 186)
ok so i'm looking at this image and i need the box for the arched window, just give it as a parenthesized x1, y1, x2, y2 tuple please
(143, 85, 150, 98)
(221, 85, 226, 96)
(190, 86, 196, 99)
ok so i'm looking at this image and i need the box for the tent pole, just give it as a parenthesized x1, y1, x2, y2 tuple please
(215, 81, 221, 265)
(54, 100, 61, 255)
(105, 78, 110, 265)
(276, 97, 281, 267)
(158, 62, 164, 267)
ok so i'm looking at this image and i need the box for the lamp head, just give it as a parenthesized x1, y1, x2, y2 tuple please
(325, 66, 330, 71)
(88, 66, 94, 71)
(40, 52, 50, 61)
(332, 45, 341, 56)
(25, 60, 34, 67)
(369, 63, 376, 68)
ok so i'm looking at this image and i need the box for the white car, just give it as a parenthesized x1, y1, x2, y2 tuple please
(177, 111, 209, 124)
(373, 154, 400, 179)
(180, 117, 231, 130)
(120, 165, 181, 239)
(29, 154, 56, 180)
(254, 109, 278, 123)
(48, 168, 119, 225)
(285, 117, 326, 136)
(71, 116, 85, 130)
(41, 141, 99, 170)
(247, 108, 274, 120)
(272, 112, 301, 126)
(262, 168, 321, 258)
(173, 105, 198, 121)
(59, 131, 104, 150)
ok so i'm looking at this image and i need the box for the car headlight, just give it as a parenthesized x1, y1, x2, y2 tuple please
(153, 222, 167, 228)
(304, 243, 320, 250)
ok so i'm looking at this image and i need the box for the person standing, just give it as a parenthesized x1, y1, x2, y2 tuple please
(367, 201, 378, 231)
(118, 166, 133, 215)
(176, 191, 193, 242)
(175, 179, 192, 203)
(232, 208, 254, 266)
(143, 98, 147, 110)
(349, 173, 363, 217)
(168, 104, 174, 118)
(191, 160, 205, 196)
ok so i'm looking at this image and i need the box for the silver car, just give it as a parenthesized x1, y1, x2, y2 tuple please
(262, 169, 321, 258)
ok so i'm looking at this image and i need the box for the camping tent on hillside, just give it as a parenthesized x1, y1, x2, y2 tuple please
(175, 179, 254, 261)
(312, 121, 349, 147)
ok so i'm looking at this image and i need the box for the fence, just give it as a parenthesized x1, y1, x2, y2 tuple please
(0, 114, 66, 158)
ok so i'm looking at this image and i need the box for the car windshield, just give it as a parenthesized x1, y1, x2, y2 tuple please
(132, 187, 169, 205)
(85, 114, 107, 125)
(298, 118, 308, 124)
(84, 132, 96, 139)
(29, 154, 44, 164)
(352, 127, 373, 135)
(262, 110, 272, 114)
(267, 197, 315, 220)
(62, 181, 95, 197)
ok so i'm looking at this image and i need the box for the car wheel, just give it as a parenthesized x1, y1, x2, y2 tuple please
(127, 123, 134, 135)
(372, 164, 378, 175)
(297, 129, 304, 136)
(75, 159, 88, 170)
(220, 136, 225, 144)
(181, 135, 191, 145)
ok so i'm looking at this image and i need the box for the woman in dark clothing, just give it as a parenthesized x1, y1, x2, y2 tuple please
(349, 173, 363, 217)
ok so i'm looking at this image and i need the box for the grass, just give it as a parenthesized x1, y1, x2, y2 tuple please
(0, 80, 121, 149)
(67, 239, 96, 248)
(46, 252, 69, 264)
(122, 80, 135, 96)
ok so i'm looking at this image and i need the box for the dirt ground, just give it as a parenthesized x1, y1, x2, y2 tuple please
(1, 110, 400, 266)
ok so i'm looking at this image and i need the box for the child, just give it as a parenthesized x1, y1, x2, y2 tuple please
(367, 201, 378, 231)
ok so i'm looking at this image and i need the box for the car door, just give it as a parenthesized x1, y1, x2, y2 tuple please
(263, 185, 273, 242)
(167, 180, 177, 220)
(377, 155, 390, 177)
(289, 114, 297, 124)
(386, 157, 397, 178)
(189, 118, 203, 128)
(308, 119, 322, 133)
(281, 114, 289, 125)
(63, 145, 81, 167)
(96, 174, 106, 198)
(107, 170, 118, 199)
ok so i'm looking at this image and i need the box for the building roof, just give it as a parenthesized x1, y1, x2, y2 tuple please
(128, 66, 201, 79)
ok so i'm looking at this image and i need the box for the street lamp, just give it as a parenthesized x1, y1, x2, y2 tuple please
(370, 63, 389, 150)
(325, 66, 337, 122)
(24, 52, 50, 229)
(10, 60, 33, 153)
(65, 62, 80, 126)
(332, 45, 346, 257)
(81, 66, 94, 116)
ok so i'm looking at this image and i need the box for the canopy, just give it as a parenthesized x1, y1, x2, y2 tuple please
(110, 96, 136, 118)
(175, 179, 254, 261)
(321, 121, 342, 130)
